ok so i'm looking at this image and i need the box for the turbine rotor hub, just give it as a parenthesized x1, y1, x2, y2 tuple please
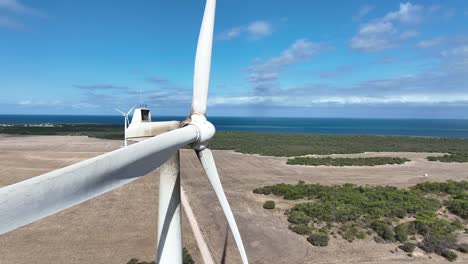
(188, 114, 215, 151)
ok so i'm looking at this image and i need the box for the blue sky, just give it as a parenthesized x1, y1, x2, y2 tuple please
(0, 0, 467, 118)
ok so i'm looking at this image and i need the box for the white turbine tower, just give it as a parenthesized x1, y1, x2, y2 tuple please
(0, 0, 249, 263)
(114, 106, 136, 147)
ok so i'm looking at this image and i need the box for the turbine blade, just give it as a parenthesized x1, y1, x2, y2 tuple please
(191, 0, 216, 116)
(114, 108, 125, 116)
(196, 148, 249, 264)
(127, 105, 136, 115)
(0, 126, 199, 235)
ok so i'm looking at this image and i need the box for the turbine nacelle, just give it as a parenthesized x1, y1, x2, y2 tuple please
(130, 107, 152, 124)
(126, 107, 180, 141)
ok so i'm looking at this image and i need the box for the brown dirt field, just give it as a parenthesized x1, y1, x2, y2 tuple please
(0, 135, 467, 264)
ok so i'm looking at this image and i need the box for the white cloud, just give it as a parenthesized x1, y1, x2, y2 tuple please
(209, 94, 468, 107)
(0, 0, 45, 17)
(441, 45, 468, 57)
(247, 39, 325, 95)
(145, 76, 169, 84)
(217, 27, 242, 40)
(72, 103, 99, 109)
(18, 100, 31, 105)
(246, 21, 272, 39)
(220, 35, 468, 110)
(417, 37, 444, 48)
(73, 84, 128, 91)
(249, 39, 322, 74)
(383, 2, 422, 24)
(400, 30, 419, 39)
(352, 5, 374, 22)
(350, 2, 423, 52)
(0, 15, 23, 29)
(217, 20, 272, 41)
(17, 99, 62, 107)
(319, 65, 354, 78)
(0, 0, 45, 30)
(248, 72, 278, 83)
(350, 21, 396, 51)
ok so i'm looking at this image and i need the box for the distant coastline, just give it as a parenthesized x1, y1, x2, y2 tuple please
(0, 114, 467, 139)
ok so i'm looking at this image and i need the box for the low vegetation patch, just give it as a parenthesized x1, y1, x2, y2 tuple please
(254, 180, 468, 261)
(127, 248, 194, 264)
(263, 200, 276, 209)
(3, 127, 468, 162)
(399, 242, 416, 253)
(457, 243, 468, 253)
(412, 180, 468, 219)
(286, 157, 410, 166)
(210, 131, 468, 163)
(0, 124, 123, 140)
(307, 232, 329, 246)
(427, 153, 468, 163)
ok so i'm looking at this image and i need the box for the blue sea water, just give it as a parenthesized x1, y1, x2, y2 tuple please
(0, 115, 467, 139)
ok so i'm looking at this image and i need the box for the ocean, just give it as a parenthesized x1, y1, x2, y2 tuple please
(0, 115, 467, 139)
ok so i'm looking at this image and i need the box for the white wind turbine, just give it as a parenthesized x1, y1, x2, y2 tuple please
(114, 105, 136, 147)
(0, 0, 249, 263)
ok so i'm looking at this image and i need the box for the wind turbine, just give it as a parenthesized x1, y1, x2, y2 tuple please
(114, 106, 136, 147)
(0, 0, 249, 263)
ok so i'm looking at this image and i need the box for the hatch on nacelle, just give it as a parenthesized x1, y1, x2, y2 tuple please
(130, 106, 152, 125)
(141, 109, 150, 121)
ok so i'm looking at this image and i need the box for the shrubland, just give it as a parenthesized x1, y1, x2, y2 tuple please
(0, 124, 123, 140)
(127, 248, 194, 264)
(286, 157, 410, 166)
(255, 180, 468, 261)
(2, 126, 468, 162)
(211, 132, 468, 162)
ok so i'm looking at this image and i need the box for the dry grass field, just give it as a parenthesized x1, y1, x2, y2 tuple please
(0, 134, 467, 263)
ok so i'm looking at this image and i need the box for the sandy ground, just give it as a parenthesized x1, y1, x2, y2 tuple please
(0, 134, 467, 264)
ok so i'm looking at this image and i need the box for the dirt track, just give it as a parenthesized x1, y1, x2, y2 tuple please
(0, 135, 467, 263)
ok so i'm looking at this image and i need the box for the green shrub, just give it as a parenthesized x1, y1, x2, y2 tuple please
(395, 223, 409, 242)
(288, 210, 311, 225)
(126, 259, 155, 264)
(374, 236, 385, 244)
(253, 186, 272, 195)
(412, 180, 468, 195)
(457, 243, 468, 253)
(341, 225, 361, 242)
(451, 219, 464, 230)
(371, 220, 395, 242)
(395, 208, 408, 218)
(415, 221, 431, 236)
(399, 242, 416, 253)
(414, 212, 460, 237)
(407, 221, 417, 235)
(263, 200, 276, 209)
(289, 224, 313, 235)
(418, 234, 457, 257)
(446, 193, 468, 219)
(442, 250, 458, 262)
(356, 231, 367, 240)
(183, 247, 195, 264)
(307, 232, 329, 246)
(128, 247, 194, 264)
